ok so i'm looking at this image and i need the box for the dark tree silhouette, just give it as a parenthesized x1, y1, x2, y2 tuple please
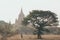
(22, 10, 59, 39)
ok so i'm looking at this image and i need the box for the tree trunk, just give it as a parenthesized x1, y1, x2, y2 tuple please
(37, 34, 42, 39)
(21, 33, 23, 39)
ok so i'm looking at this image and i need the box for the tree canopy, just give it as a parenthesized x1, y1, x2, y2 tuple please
(22, 10, 59, 39)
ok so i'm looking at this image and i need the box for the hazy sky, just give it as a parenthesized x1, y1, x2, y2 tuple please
(0, 0, 60, 24)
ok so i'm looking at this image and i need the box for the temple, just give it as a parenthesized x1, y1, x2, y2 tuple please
(15, 8, 25, 27)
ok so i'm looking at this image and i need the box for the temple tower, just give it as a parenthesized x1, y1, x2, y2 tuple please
(14, 8, 34, 34)
(15, 8, 25, 27)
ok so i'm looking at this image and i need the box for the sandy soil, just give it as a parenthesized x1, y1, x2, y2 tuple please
(1, 34, 60, 40)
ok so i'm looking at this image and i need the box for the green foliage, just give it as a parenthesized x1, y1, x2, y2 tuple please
(22, 10, 59, 39)
(23, 10, 58, 26)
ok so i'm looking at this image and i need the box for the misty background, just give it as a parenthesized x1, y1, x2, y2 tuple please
(0, 0, 60, 26)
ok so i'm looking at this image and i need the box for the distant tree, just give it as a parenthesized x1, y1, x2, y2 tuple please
(22, 10, 59, 39)
(0, 21, 12, 40)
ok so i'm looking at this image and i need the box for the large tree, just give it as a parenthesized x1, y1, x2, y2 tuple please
(22, 10, 59, 39)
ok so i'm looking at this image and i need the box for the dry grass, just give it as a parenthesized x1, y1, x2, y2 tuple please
(42, 35, 60, 40)
(0, 34, 60, 40)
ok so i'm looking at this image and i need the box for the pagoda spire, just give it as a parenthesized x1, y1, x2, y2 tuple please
(21, 8, 23, 13)
(18, 8, 24, 19)
(16, 8, 25, 25)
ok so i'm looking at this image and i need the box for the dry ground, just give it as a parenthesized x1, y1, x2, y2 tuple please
(1, 34, 60, 40)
